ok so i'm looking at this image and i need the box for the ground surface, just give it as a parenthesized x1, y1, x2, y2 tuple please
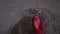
(0, 0, 60, 34)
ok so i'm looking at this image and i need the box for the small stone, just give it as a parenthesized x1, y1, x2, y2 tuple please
(39, 10, 42, 13)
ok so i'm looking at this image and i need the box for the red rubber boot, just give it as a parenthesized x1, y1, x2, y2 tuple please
(32, 14, 43, 34)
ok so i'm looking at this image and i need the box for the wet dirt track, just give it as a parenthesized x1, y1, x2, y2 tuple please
(0, 0, 60, 34)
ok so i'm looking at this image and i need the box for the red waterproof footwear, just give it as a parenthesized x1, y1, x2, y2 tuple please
(32, 14, 43, 34)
